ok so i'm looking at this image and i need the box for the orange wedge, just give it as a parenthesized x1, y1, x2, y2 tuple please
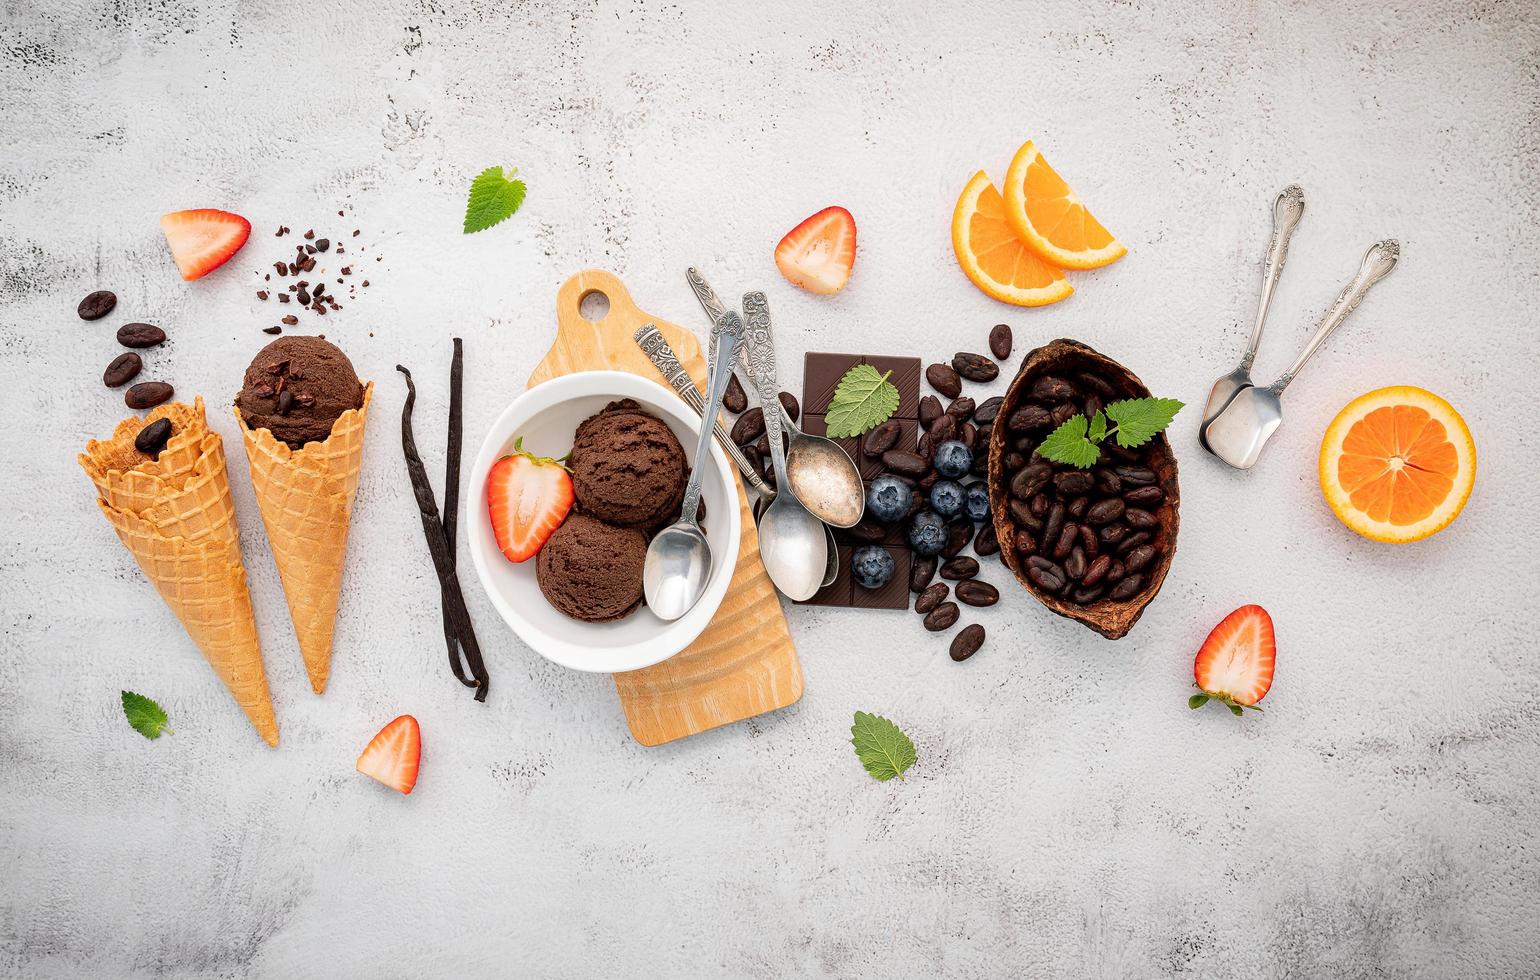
(1003, 140, 1126, 270)
(952, 171, 1072, 307)
(1319, 386, 1475, 543)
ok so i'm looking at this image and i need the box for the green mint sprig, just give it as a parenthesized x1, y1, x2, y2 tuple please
(122, 690, 172, 740)
(1037, 397, 1184, 469)
(851, 711, 916, 781)
(463, 165, 526, 234)
(825, 365, 900, 438)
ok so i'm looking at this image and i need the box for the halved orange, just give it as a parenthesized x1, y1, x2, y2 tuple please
(1003, 140, 1126, 270)
(1319, 386, 1475, 543)
(952, 171, 1073, 307)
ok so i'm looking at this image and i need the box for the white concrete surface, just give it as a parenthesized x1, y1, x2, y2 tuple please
(3, 1, 1538, 976)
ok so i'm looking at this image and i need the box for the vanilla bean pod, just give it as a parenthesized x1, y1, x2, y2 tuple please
(439, 339, 479, 689)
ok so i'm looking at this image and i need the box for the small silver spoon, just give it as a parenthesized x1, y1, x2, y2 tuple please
(1205, 240, 1400, 469)
(686, 267, 864, 529)
(634, 324, 840, 588)
(1199, 185, 1306, 450)
(741, 290, 828, 601)
(643, 310, 745, 620)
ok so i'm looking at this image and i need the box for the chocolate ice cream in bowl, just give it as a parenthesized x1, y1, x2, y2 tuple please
(468, 371, 740, 673)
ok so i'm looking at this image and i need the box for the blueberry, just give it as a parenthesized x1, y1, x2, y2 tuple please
(928, 479, 965, 519)
(933, 439, 973, 479)
(866, 474, 911, 524)
(851, 545, 896, 590)
(963, 482, 991, 523)
(908, 510, 947, 556)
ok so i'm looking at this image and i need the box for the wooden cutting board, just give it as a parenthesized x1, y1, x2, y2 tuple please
(528, 269, 803, 746)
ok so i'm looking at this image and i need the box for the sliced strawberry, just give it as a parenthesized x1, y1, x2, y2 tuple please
(775, 206, 856, 294)
(356, 715, 421, 795)
(1190, 604, 1276, 715)
(159, 209, 251, 281)
(486, 437, 574, 563)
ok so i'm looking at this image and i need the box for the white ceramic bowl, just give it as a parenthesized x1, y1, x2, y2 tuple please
(468, 370, 741, 673)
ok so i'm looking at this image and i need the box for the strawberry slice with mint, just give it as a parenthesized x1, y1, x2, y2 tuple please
(1189, 604, 1276, 715)
(356, 715, 421, 795)
(159, 208, 252, 281)
(775, 206, 857, 294)
(485, 437, 574, 563)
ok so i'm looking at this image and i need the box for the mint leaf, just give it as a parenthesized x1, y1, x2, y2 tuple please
(1088, 410, 1108, 445)
(1036, 414, 1101, 469)
(122, 690, 171, 739)
(851, 711, 916, 781)
(1104, 397, 1184, 448)
(463, 165, 526, 234)
(825, 365, 899, 438)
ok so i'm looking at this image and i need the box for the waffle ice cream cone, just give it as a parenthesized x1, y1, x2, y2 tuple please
(236, 383, 371, 694)
(79, 398, 279, 747)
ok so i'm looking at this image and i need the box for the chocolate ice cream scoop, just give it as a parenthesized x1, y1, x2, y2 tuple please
(536, 513, 647, 623)
(236, 336, 363, 449)
(568, 399, 688, 529)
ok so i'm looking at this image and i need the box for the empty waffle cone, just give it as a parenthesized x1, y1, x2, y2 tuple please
(236, 383, 372, 694)
(80, 398, 279, 746)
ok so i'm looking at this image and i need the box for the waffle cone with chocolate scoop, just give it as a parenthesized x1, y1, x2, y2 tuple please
(79, 398, 279, 746)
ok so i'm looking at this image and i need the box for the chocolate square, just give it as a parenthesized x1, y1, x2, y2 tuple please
(802, 352, 857, 416)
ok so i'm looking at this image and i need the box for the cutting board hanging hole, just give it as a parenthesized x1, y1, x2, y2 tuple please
(578, 289, 610, 322)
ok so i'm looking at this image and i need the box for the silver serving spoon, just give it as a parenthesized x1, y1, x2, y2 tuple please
(634, 324, 840, 588)
(1205, 240, 1400, 469)
(643, 310, 745, 620)
(741, 290, 828, 601)
(686, 267, 864, 529)
(1199, 185, 1306, 450)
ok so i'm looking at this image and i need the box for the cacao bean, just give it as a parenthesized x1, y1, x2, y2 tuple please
(1109, 574, 1144, 601)
(1086, 498, 1126, 525)
(1010, 461, 1051, 500)
(974, 523, 1000, 556)
(950, 623, 986, 661)
(1049, 402, 1079, 426)
(988, 323, 1012, 360)
(1064, 546, 1088, 580)
(952, 352, 998, 383)
(133, 418, 172, 458)
(926, 363, 962, 399)
(102, 352, 142, 388)
(928, 414, 957, 444)
(723, 373, 748, 413)
(864, 418, 901, 456)
(1054, 471, 1094, 496)
(117, 322, 166, 348)
(910, 557, 937, 592)
(1114, 465, 1157, 486)
(919, 395, 943, 428)
(1105, 559, 1126, 584)
(1053, 521, 1078, 560)
(1029, 492, 1049, 518)
(1072, 585, 1105, 604)
(914, 582, 949, 614)
(124, 382, 173, 410)
(1076, 371, 1114, 396)
(955, 580, 998, 607)
(1099, 524, 1129, 545)
(923, 602, 960, 632)
(731, 407, 764, 445)
(1094, 468, 1122, 494)
(1082, 554, 1112, 587)
(1124, 544, 1156, 573)
(974, 397, 1002, 425)
(1124, 508, 1159, 529)
(1014, 528, 1038, 555)
(1042, 502, 1066, 549)
(848, 520, 886, 543)
(940, 556, 979, 580)
(941, 521, 973, 558)
(778, 391, 800, 423)
(1067, 495, 1089, 519)
(77, 289, 117, 320)
(1006, 404, 1052, 432)
(1116, 531, 1152, 555)
(882, 450, 929, 477)
(1123, 485, 1165, 506)
(1031, 376, 1077, 401)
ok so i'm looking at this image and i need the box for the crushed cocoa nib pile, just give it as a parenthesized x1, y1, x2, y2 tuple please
(253, 219, 376, 334)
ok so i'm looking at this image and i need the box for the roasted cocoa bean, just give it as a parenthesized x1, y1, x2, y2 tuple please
(1071, 585, 1105, 604)
(1054, 471, 1094, 496)
(1067, 495, 1089, 519)
(1025, 556, 1066, 592)
(1116, 531, 1151, 555)
(848, 520, 886, 543)
(974, 523, 1000, 556)
(723, 373, 748, 413)
(1029, 492, 1050, 518)
(1124, 508, 1159, 529)
(910, 556, 937, 591)
(124, 381, 173, 410)
(928, 413, 958, 444)
(1031, 376, 1077, 401)
(940, 556, 979, 581)
(952, 352, 998, 383)
(1076, 371, 1114, 396)
(946, 396, 976, 421)
(1083, 394, 1103, 420)
(102, 352, 142, 388)
(731, 407, 764, 444)
(960, 424, 977, 451)
(882, 450, 929, 477)
(950, 623, 986, 661)
(1010, 461, 1052, 500)
(1086, 498, 1126, 525)
(77, 289, 117, 320)
(1079, 524, 1099, 556)
(956, 580, 998, 607)
(989, 323, 1012, 359)
(1114, 465, 1157, 486)
(865, 418, 901, 455)
(1012, 435, 1036, 454)
(1014, 528, 1038, 555)
(1123, 485, 1165, 506)
(1007, 498, 1035, 527)
(1006, 404, 1052, 432)
(973, 397, 1003, 425)
(1053, 521, 1078, 560)
(923, 602, 960, 632)
(1099, 524, 1129, 545)
(134, 418, 172, 458)
(1003, 451, 1027, 473)
(1094, 468, 1122, 494)
(1109, 574, 1144, 601)
(1082, 554, 1112, 587)
(1049, 402, 1079, 426)
(919, 394, 943, 428)
(1124, 544, 1156, 572)
(970, 451, 989, 477)
(918, 470, 939, 491)
(116, 322, 166, 348)
(914, 582, 949, 614)
(778, 391, 800, 423)
(1064, 546, 1088, 580)
(917, 431, 932, 460)
(941, 521, 973, 558)
(926, 363, 962, 399)
(1105, 559, 1126, 584)
(1042, 503, 1066, 549)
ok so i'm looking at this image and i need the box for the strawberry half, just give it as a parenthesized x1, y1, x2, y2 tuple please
(775, 206, 856, 294)
(159, 209, 251, 281)
(1190, 604, 1276, 715)
(356, 715, 421, 795)
(486, 437, 574, 563)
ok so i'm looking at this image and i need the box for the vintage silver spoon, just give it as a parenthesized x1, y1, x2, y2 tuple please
(686, 267, 864, 529)
(1205, 240, 1400, 469)
(635, 324, 840, 588)
(741, 290, 827, 601)
(1199, 185, 1306, 450)
(643, 310, 745, 620)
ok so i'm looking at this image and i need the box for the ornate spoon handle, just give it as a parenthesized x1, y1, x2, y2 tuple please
(685, 266, 730, 329)
(1268, 240, 1400, 395)
(740, 291, 789, 488)
(679, 313, 744, 524)
(1242, 185, 1305, 372)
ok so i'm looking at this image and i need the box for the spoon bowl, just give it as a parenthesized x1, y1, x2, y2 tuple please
(643, 524, 713, 621)
(785, 424, 864, 528)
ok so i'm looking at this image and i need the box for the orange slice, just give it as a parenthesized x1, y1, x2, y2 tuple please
(1319, 386, 1475, 543)
(1003, 140, 1126, 270)
(952, 171, 1073, 307)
